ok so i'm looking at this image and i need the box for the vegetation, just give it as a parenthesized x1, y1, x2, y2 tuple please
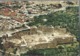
(28, 7, 79, 36)
(12, 5, 22, 9)
(23, 7, 79, 56)
(21, 43, 79, 56)
(23, 7, 80, 56)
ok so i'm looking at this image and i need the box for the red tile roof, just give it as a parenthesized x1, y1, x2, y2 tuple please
(4, 1, 12, 5)
(13, 18, 24, 23)
(0, 8, 17, 16)
(0, 8, 26, 23)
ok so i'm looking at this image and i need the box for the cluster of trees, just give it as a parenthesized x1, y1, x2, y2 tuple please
(28, 7, 79, 36)
(21, 44, 79, 56)
(22, 7, 79, 56)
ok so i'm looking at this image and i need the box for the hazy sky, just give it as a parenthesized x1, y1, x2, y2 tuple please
(0, 0, 77, 1)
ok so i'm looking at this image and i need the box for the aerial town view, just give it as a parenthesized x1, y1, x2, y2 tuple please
(0, 0, 79, 56)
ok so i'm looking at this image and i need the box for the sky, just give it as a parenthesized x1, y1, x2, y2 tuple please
(0, 0, 77, 2)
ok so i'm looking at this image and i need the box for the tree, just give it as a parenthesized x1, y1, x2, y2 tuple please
(28, 7, 78, 36)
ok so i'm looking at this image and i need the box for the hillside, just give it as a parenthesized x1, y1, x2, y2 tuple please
(28, 6, 79, 36)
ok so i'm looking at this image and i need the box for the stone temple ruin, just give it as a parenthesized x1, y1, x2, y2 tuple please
(0, 26, 77, 55)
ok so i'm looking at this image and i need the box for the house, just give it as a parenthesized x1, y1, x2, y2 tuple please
(0, 8, 17, 17)
(12, 18, 24, 23)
